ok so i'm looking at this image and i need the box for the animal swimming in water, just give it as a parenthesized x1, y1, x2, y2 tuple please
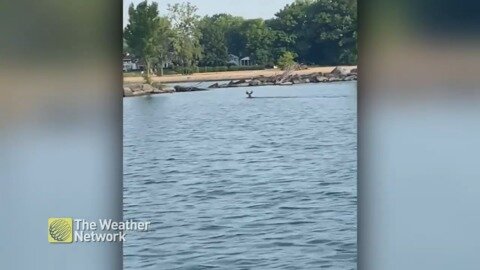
(246, 90, 254, 98)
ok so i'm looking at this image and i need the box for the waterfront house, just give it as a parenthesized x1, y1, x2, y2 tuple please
(123, 57, 138, 72)
(240, 57, 252, 66)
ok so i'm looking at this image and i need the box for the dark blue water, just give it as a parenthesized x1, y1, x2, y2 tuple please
(123, 82, 357, 269)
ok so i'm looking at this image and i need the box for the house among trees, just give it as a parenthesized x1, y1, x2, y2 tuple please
(227, 54, 252, 66)
(123, 56, 138, 72)
(124, 0, 357, 77)
(123, 54, 146, 72)
(240, 57, 252, 66)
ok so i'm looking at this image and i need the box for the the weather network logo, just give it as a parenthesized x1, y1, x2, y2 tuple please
(48, 218, 73, 243)
(48, 217, 150, 243)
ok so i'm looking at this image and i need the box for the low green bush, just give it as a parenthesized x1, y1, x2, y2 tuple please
(171, 65, 266, 75)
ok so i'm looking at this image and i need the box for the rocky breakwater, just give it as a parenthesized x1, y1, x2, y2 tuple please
(209, 66, 357, 89)
(123, 83, 208, 97)
(173, 85, 208, 92)
(123, 83, 175, 97)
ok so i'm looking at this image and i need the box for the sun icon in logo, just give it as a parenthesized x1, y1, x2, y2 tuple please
(48, 218, 73, 243)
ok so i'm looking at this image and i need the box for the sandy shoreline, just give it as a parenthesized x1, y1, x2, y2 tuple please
(123, 66, 355, 84)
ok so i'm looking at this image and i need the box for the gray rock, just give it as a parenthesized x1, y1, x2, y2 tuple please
(249, 79, 261, 86)
(133, 91, 146, 96)
(257, 77, 268, 83)
(174, 85, 207, 92)
(123, 83, 175, 97)
(129, 84, 143, 92)
(331, 66, 356, 76)
(123, 87, 134, 97)
(315, 76, 328, 82)
(229, 79, 246, 86)
(209, 83, 220, 88)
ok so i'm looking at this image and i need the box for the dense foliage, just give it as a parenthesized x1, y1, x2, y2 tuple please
(124, 1, 169, 78)
(124, 0, 357, 77)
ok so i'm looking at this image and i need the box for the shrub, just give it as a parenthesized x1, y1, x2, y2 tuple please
(277, 51, 297, 70)
(172, 65, 266, 74)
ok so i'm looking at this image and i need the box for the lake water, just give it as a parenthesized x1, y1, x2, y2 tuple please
(124, 82, 357, 269)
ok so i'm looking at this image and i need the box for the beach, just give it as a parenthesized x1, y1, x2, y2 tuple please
(123, 66, 356, 84)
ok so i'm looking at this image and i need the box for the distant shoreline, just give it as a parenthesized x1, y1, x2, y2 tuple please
(123, 66, 357, 97)
(123, 66, 355, 84)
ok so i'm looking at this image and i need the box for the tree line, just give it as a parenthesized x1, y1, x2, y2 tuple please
(124, 0, 357, 78)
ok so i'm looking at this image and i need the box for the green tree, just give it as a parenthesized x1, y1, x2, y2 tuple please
(268, 0, 312, 62)
(168, 2, 202, 69)
(307, 0, 357, 64)
(270, 0, 357, 65)
(277, 51, 297, 70)
(123, 0, 357, 77)
(154, 17, 174, 76)
(213, 14, 246, 57)
(198, 16, 229, 66)
(124, 1, 168, 80)
(241, 19, 276, 65)
(338, 0, 357, 64)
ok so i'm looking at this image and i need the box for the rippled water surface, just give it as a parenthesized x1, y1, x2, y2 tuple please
(124, 82, 357, 269)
